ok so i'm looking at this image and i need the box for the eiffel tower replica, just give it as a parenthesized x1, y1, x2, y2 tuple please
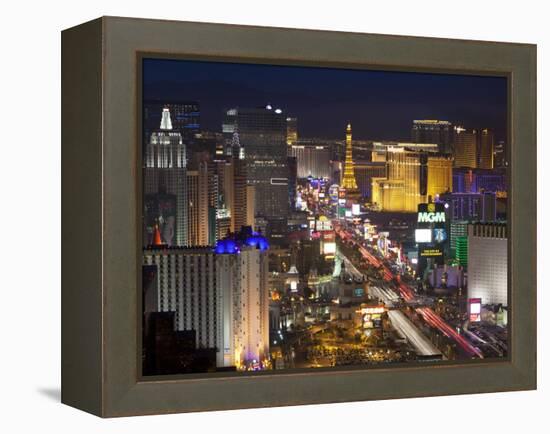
(340, 122, 361, 202)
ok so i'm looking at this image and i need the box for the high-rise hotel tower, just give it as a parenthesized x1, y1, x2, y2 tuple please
(371, 147, 452, 212)
(143, 108, 188, 246)
(467, 222, 507, 306)
(143, 229, 270, 369)
(216, 241, 270, 368)
(411, 120, 453, 154)
(222, 106, 289, 219)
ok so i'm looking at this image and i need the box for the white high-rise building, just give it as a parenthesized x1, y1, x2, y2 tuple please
(467, 223, 508, 306)
(143, 108, 188, 246)
(143, 247, 219, 349)
(289, 144, 331, 179)
(217, 246, 269, 368)
(143, 232, 270, 369)
(222, 106, 289, 218)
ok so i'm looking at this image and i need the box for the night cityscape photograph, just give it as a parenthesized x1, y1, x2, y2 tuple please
(141, 57, 509, 376)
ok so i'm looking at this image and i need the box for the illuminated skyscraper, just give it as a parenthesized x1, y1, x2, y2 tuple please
(371, 178, 405, 211)
(440, 192, 497, 222)
(451, 224, 469, 261)
(372, 148, 452, 212)
(477, 128, 494, 169)
(354, 161, 386, 200)
(212, 159, 235, 230)
(246, 186, 256, 227)
(341, 123, 361, 201)
(453, 167, 508, 195)
(427, 156, 453, 199)
(287, 155, 297, 210)
(289, 144, 331, 179)
(494, 140, 507, 168)
(215, 229, 270, 368)
(454, 126, 477, 168)
(142, 246, 219, 358)
(216, 213, 231, 240)
(371, 141, 439, 163)
(441, 191, 496, 257)
(468, 223, 507, 305)
(286, 117, 298, 146)
(143, 100, 200, 142)
(206, 162, 220, 245)
(224, 129, 245, 160)
(387, 149, 422, 211)
(211, 154, 255, 235)
(222, 106, 289, 218)
(412, 120, 453, 154)
(217, 244, 269, 368)
(185, 151, 222, 246)
(143, 108, 188, 246)
(144, 229, 270, 370)
(233, 158, 254, 231)
(186, 162, 209, 246)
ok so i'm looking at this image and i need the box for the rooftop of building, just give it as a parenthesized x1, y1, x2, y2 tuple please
(214, 226, 270, 254)
(144, 245, 214, 252)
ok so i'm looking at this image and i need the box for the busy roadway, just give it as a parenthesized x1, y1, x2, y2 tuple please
(334, 219, 485, 359)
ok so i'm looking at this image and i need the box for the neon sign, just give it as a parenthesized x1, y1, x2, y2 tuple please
(417, 211, 446, 223)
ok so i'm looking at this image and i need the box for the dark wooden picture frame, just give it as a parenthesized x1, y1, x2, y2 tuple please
(62, 16, 536, 417)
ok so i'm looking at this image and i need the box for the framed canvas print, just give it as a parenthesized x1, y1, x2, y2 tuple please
(61, 16, 536, 417)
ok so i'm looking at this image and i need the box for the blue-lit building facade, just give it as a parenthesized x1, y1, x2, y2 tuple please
(453, 168, 507, 194)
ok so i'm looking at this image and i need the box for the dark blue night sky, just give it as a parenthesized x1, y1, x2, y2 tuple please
(143, 58, 507, 142)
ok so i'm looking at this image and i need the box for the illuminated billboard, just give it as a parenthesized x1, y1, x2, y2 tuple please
(315, 216, 333, 232)
(415, 228, 432, 243)
(417, 211, 445, 223)
(352, 203, 361, 215)
(416, 202, 447, 270)
(323, 242, 336, 255)
(433, 228, 447, 243)
(328, 184, 339, 202)
(469, 298, 482, 322)
(361, 306, 385, 329)
(419, 247, 443, 258)
(322, 232, 335, 242)
(417, 202, 446, 223)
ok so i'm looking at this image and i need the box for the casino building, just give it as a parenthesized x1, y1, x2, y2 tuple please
(143, 108, 188, 246)
(289, 144, 331, 179)
(467, 222, 508, 306)
(216, 234, 270, 369)
(371, 147, 453, 212)
(143, 227, 270, 370)
(222, 105, 289, 219)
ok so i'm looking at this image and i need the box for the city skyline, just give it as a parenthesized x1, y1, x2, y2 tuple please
(143, 58, 508, 142)
(141, 57, 509, 376)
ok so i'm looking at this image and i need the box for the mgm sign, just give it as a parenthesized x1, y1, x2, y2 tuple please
(416, 202, 448, 271)
(417, 202, 446, 223)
